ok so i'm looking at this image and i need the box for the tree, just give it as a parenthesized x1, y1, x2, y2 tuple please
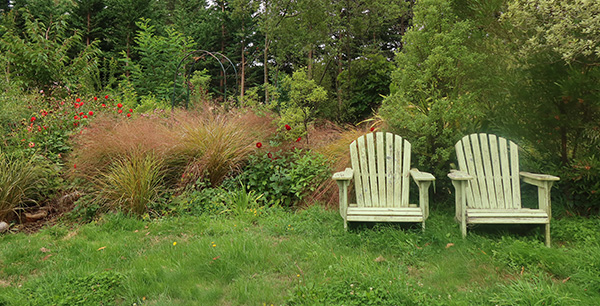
(379, 0, 495, 184)
(279, 69, 327, 142)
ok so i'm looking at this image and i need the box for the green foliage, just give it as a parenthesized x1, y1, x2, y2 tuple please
(337, 53, 392, 123)
(240, 149, 330, 207)
(493, 0, 600, 212)
(122, 18, 194, 103)
(0, 9, 101, 91)
(276, 69, 327, 141)
(379, 0, 488, 189)
(189, 68, 212, 103)
(96, 153, 164, 216)
(168, 185, 230, 216)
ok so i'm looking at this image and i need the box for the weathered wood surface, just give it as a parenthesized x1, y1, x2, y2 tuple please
(332, 132, 435, 229)
(449, 133, 559, 247)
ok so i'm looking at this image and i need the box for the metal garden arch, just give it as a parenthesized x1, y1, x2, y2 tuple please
(171, 50, 238, 109)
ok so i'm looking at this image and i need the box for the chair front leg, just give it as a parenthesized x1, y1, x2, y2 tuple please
(336, 180, 350, 230)
(451, 180, 468, 238)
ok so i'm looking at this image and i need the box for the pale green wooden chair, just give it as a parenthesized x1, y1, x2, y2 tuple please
(333, 132, 435, 230)
(448, 133, 559, 247)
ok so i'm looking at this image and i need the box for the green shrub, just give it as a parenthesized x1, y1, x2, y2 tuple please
(169, 184, 230, 216)
(240, 149, 330, 207)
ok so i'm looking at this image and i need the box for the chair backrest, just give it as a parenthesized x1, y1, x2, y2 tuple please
(349, 132, 411, 208)
(455, 133, 521, 209)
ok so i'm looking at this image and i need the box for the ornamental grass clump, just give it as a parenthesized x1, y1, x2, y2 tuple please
(96, 153, 164, 216)
(0, 152, 47, 220)
(175, 107, 275, 187)
(69, 114, 182, 182)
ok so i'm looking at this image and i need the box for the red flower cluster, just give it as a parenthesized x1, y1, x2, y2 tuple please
(285, 124, 291, 131)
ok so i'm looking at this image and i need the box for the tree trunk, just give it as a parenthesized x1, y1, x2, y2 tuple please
(264, 33, 269, 104)
(86, 12, 91, 46)
(220, 2, 226, 98)
(308, 47, 313, 80)
(240, 28, 246, 102)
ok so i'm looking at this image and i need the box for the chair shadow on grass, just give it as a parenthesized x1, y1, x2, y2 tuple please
(466, 223, 547, 241)
(346, 221, 425, 232)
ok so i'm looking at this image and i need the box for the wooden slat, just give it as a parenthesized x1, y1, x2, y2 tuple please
(394, 135, 403, 208)
(498, 137, 512, 209)
(470, 134, 489, 208)
(509, 141, 521, 208)
(349, 140, 364, 207)
(488, 135, 506, 209)
(401, 140, 411, 207)
(385, 133, 395, 207)
(467, 208, 548, 217)
(347, 215, 424, 222)
(456, 139, 476, 208)
(376, 132, 386, 207)
(366, 133, 379, 207)
(461, 136, 480, 208)
(357, 136, 371, 207)
(347, 207, 423, 215)
(480, 134, 498, 208)
(467, 217, 549, 224)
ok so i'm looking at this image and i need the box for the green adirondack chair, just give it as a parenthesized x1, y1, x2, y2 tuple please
(448, 133, 559, 247)
(333, 132, 435, 229)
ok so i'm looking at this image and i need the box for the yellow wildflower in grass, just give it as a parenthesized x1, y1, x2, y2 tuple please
(173, 242, 177, 246)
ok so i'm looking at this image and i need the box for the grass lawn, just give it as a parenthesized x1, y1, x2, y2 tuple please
(1, 205, 599, 305)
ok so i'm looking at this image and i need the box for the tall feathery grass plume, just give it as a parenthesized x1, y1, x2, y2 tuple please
(174, 106, 275, 188)
(68, 114, 182, 184)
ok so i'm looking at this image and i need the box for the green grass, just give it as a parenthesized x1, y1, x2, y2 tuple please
(1, 206, 599, 305)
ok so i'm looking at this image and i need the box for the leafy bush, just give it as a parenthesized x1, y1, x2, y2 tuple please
(0, 9, 100, 92)
(240, 149, 330, 207)
(122, 18, 194, 103)
(168, 185, 230, 216)
(379, 0, 491, 196)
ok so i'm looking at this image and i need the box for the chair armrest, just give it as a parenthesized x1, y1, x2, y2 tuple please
(333, 168, 354, 181)
(409, 168, 435, 182)
(520, 172, 559, 188)
(447, 170, 473, 181)
(520, 172, 559, 182)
